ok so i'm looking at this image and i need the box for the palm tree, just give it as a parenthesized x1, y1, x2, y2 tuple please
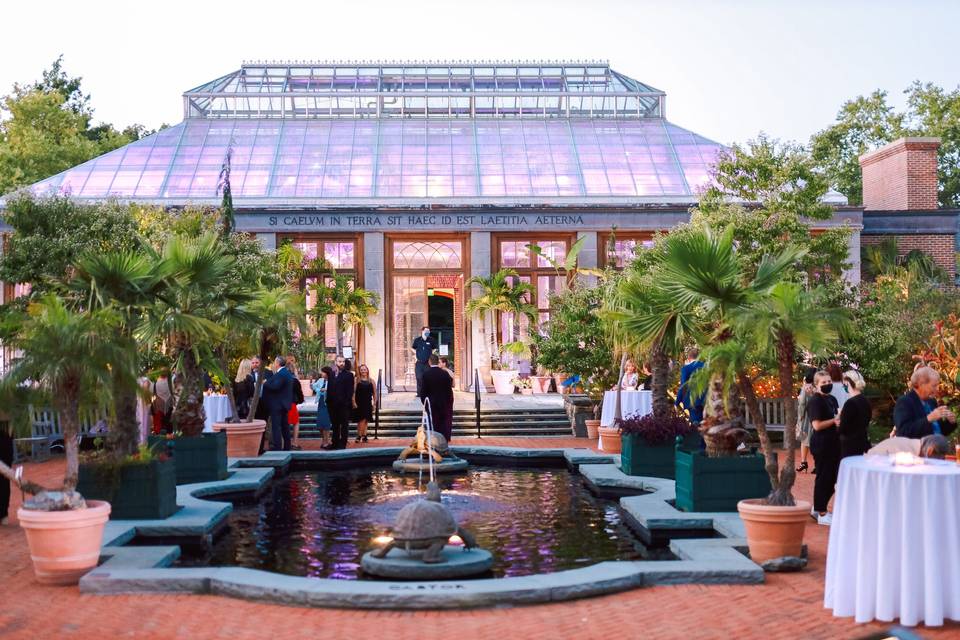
(246, 286, 306, 423)
(140, 233, 250, 437)
(70, 249, 168, 456)
(733, 281, 848, 505)
(1, 295, 133, 492)
(308, 271, 379, 356)
(465, 268, 536, 370)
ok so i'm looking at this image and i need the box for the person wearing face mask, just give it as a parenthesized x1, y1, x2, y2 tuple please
(838, 369, 871, 458)
(807, 370, 841, 526)
(411, 326, 437, 398)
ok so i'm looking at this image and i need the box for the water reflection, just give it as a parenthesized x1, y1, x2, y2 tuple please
(193, 466, 646, 580)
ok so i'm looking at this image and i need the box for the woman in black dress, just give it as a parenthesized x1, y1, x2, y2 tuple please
(839, 369, 871, 458)
(354, 364, 376, 443)
(233, 358, 255, 419)
(808, 370, 841, 526)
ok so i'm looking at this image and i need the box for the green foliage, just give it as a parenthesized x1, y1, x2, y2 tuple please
(811, 82, 960, 208)
(532, 285, 617, 403)
(0, 195, 140, 293)
(466, 268, 537, 367)
(693, 135, 850, 281)
(308, 271, 379, 355)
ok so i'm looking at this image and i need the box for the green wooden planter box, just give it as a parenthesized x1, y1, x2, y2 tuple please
(620, 433, 700, 479)
(76, 457, 177, 520)
(148, 431, 227, 485)
(674, 449, 771, 512)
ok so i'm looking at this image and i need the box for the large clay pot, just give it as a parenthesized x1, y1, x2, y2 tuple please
(18, 500, 111, 585)
(553, 373, 567, 393)
(299, 379, 314, 398)
(585, 419, 601, 440)
(213, 419, 267, 458)
(598, 426, 622, 453)
(737, 498, 811, 564)
(491, 369, 517, 395)
(530, 376, 552, 394)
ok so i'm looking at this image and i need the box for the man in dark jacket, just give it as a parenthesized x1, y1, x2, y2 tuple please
(676, 348, 706, 425)
(262, 356, 296, 451)
(894, 366, 956, 438)
(419, 354, 454, 441)
(326, 355, 355, 450)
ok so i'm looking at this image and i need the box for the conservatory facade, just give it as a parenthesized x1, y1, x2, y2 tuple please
(10, 60, 860, 391)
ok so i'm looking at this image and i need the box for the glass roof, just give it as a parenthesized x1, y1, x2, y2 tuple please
(27, 118, 723, 202)
(183, 61, 665, 119)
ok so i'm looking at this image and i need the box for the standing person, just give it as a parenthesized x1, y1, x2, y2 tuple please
(287, 357, 305, 450)
(618, 359, 640, 390)
(151, 370, 174, 435)
(0, 421, 13, 525)
(233, 359, 255, 419)
(808, 370, 841, 526)
(826, 362, 849, 410)
(676, 348, 706, 425)
(894, 366, 957, 438)
(420, 354, 454, 441)
(439, 356, 456, 381)
(795, 368, 817, 473)
(137, 376, 153, 444)
(312, 367, 333, 449)
(354, 364, 376, 443)
(839, 369, 871, 458)
(251, 356, 269, 421)
(327, 355, 355, 450)
(411, 326, 436, 398)
(262, 356, 296, 451)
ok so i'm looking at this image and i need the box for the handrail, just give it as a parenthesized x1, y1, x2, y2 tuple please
(474, 368, 481, 439)
(375, 368, 382, 440)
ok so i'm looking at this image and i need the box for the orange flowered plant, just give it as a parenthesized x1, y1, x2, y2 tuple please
(916, 315, 960, 410)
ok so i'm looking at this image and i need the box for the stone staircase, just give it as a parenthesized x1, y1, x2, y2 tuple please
(296, 404, 572, 439)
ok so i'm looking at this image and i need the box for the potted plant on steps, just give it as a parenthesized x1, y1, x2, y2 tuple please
(0, 295, 127, 584)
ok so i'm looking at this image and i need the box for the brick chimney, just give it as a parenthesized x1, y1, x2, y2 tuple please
(858, 137, 940, 210)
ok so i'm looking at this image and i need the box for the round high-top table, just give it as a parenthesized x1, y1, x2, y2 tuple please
(202, 394, 234, 432)
(824, 455, 960, 627)
(598, 390, 652, 450)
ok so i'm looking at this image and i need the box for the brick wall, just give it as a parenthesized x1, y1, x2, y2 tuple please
(859, 137, 940, 211)
(861, 234, 956, 278)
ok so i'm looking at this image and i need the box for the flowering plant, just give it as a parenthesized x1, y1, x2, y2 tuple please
(617, 411, 696, 446)
(510, 375, 532, 389)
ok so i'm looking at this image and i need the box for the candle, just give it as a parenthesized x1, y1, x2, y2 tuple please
(893, 451, 921, 466)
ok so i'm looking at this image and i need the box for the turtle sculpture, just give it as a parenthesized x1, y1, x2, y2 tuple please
(397, 425, 451, 464)
(371, 481, 478, 563)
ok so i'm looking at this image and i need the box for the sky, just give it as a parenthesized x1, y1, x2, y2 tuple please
(1, 0, 957, 146)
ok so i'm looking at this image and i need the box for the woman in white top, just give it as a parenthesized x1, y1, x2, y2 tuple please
(619, 359, 640, 390)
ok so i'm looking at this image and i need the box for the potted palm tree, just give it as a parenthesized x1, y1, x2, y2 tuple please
(0, 295, 132, 584)
(308, 270, 379, 357)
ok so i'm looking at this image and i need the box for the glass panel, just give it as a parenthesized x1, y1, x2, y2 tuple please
(392, 241, 462, 270)
(534, 241, 567, 268)
(499, 240, 530, 268)
(323, 241, 355, 269)
(391, 275, 427, 390)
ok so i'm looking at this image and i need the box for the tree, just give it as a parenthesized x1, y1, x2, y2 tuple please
(466, 268, 536, 369)
(811, 82, 960, 208)
(308, 271, 379, 357)
(245, 286, 306, 423)
(0, 195, 140, 297)
(0, 295, 133, 494)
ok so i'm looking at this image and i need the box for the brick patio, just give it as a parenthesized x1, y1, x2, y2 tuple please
(2, 437, 957, 639)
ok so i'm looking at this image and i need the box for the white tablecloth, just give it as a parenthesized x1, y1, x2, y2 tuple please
(203, 394, 234, 433)
(598, 390, 652, 450)
(824, 455, 960, 626)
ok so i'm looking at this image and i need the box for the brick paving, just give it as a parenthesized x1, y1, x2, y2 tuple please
(3, 438, 959, 639)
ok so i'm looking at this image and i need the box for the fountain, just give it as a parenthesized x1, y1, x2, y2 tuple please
(392, 399, 467, 474)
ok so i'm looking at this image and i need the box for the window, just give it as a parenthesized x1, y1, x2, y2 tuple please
(598, 232, 654, 269)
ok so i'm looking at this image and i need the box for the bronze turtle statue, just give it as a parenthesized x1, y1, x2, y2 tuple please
(370, 482, 478, 563)
(397, 426, 450, 464)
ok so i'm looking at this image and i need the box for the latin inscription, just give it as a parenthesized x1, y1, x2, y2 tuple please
(263, 214, 585, 230)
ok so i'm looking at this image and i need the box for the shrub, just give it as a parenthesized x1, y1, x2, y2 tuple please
(617, 410, 696, 446)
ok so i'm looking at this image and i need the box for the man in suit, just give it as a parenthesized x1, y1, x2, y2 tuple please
(262, 355, 296, 451)
(676, 347, 706, 425)
(894, 366, 957, 438)
(326, 355, 355, 450)
(419, 354, 454, 441)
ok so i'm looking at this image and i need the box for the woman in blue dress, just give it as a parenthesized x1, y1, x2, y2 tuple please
(311, 366, 333, 448)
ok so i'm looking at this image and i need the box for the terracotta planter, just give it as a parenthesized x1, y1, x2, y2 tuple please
(585, 419, 601, 440)
(598, 426, 622, 453)
(213, 419, 267, 458)
(737, 498, 811, 564)
(553, 373, 567, 393)
(18, 500, 110, 585)
(299, 379, 314, 398)
(520, 387, 534, 396)
(491, 369, 517, 395)
(530, 376, 552, 394)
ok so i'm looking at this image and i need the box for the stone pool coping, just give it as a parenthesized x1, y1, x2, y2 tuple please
(80, 446, 765, 609)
